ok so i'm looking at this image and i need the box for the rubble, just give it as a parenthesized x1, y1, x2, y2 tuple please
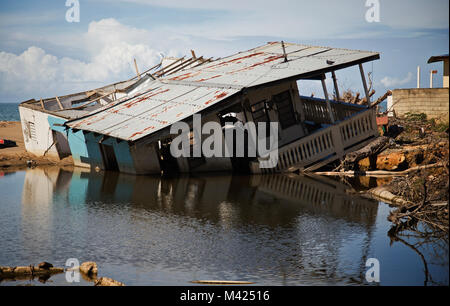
(317, 114, 449, 234)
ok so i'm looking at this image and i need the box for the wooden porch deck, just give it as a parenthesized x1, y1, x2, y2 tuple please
(251, 98, 379, 173)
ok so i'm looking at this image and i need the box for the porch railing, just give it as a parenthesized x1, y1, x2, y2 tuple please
(251, 107, 378, 173)
(301, 96, 366, 124)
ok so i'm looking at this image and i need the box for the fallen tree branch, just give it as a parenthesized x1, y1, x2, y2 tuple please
(317, 163, 445, 177)
(370, 90, 392, 108)
(336, 136, 390, 171)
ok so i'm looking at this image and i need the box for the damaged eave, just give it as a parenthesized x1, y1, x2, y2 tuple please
(249, 53, 380, 92)
(64, 42, 380, 143)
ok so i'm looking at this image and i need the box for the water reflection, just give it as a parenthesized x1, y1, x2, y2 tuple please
(15, 167, 381, 285)
(23, 168, 379, 226)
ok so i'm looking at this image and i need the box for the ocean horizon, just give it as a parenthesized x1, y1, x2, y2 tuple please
(0, 103, 20, 121)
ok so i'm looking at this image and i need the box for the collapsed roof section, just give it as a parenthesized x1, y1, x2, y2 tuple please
(66, 42, 380, 142)
(19, 53, 212, 119)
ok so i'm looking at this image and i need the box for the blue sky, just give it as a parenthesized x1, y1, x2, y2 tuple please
(0, 0, 448, 103)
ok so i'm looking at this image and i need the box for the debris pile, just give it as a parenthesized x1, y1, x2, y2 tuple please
(316, 112, 449, 234)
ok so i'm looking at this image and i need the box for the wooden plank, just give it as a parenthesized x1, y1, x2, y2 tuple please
(331, 71, 340, 101)
(321, 76, 335, 123)
(39, 98, 45, 110)
(359, 63, 371, 107)
(66, 91, 115, 110)
(134, 58, 141, 79)
(55, 96, 64, 110)
(154, 57, 185, 77)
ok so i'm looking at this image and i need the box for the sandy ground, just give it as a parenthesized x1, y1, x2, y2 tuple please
(0, 121, 73, 170)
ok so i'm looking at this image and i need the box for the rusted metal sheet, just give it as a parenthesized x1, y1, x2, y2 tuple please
(67, 42, 379, 141)
(164, 43, 377, 88)
(68, 82, 239, 141)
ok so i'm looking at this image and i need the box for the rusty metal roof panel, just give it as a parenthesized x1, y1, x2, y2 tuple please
(68, 83, 239, 141)
(163, 43, 377, 88)
(67, 42, 379, 141)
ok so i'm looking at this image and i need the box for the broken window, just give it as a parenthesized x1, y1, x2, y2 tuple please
(251, 100, 270, 124)
(272, 90, 297, 129)
(27, 121, 36, 141)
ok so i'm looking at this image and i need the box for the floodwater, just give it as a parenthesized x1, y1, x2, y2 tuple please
(0, 167, 448, 286)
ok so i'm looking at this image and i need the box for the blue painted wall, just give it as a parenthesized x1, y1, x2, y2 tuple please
(102, 137, 136, 173)
(49, 116, 136, 173)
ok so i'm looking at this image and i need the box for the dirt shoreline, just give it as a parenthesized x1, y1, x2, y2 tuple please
(0, 121, 73, 171)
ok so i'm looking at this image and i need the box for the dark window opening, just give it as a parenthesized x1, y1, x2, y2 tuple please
(99, 143, 119, 171)
(158, 138, 180, 174)
(272, 90, 297, 129)
(250, 100, 270, 124)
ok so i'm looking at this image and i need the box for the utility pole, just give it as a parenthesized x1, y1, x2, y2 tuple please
(417, 66, 420, 88)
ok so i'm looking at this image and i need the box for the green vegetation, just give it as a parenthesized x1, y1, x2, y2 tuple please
(404, 112, 427, 122)
(429, 118, 449, 133)
(403, 112, 448, 133)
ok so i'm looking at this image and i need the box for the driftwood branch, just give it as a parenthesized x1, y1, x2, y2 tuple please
(317, 163, 446, 177)
(370, 90, 392, 108)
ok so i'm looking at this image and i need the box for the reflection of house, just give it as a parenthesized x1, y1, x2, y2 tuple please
(388, 54, 449, 121)
(62, 42, 380, 174)
(20, 167, 72, 257)
(23, 168, 378, 284)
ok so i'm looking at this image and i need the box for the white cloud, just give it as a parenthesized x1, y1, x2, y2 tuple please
(0, 18, 184, 101)
(380, 72, 414, 88)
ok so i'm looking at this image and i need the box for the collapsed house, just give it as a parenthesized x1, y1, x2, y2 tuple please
(18, 54, 212, 159)
(20, 42, 381, 175)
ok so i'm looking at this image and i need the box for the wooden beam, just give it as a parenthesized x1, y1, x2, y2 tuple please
(191, 50, 197, 59)
(321, 76, 335, 123)
(359, 63, 371, 107)
(55, 96, 64, 110)
(154, 57, 185, 77)
(281, 41, 288, 62)
(155, 57, 190, 77)
(67, 91, 116, 110)
(331, 71, 340, 101)
(134, 58, 141, 79)
(162, 57, 196, 76)
(39, 98, 45, 110)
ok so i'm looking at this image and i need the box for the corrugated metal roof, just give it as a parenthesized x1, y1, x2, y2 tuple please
(66, 42, 379, 141)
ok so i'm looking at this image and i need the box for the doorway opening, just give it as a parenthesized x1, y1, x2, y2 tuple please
(99, 143, 119, 171)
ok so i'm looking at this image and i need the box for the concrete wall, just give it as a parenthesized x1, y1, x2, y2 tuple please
(390, 88, 449, 121)
(19, 106, 71, 159)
